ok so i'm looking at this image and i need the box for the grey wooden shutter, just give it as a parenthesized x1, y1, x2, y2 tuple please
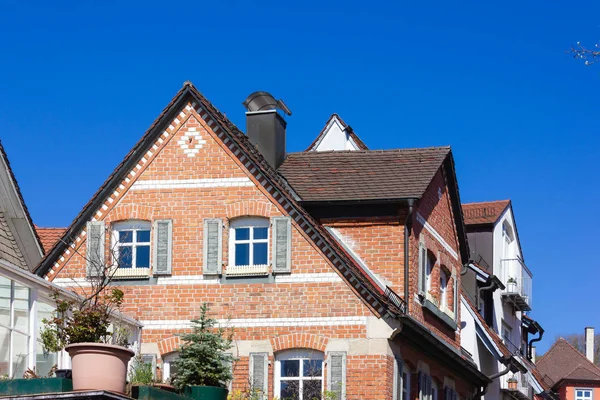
(271, 216, 291, 274)
(394, 357, 404, 400)
(249, 352, 268, 399)
(203, 219, 222, 274)
(418, 243, 427, 296)
(86, 221, 105, 277)
(153, 220, 172, 275)
(328, 351, 346, 399)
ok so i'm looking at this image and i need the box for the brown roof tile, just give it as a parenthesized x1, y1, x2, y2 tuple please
(278, 147, 450, 202)
(462, 200, 511, 225)
(537, 338, 600, 388)
(305, 114, 369, 152)
(35, 227, 67, 254)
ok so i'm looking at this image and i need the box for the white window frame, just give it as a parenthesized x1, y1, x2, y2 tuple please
(274, 349, 324, 400)
(112, 220, 151, 278)
(502, 321, 512, 345)
(228, 217, 270, 276)
(393, 360, 410, 400)
(162, 352, 179, 383)
(425, 253, 435, 293)
(402, 366, 411, 400)
(440, 270, 448, 311)
(576, 389, 593, 400)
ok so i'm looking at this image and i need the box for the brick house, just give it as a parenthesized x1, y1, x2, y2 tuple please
(537, 330, 600, 400)
(34, 83, 490, 399)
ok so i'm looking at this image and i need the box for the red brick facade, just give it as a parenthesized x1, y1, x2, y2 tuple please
(42, 87, 481, 399)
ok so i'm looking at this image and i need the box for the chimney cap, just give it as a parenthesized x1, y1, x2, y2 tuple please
(242, 91, 292, 116)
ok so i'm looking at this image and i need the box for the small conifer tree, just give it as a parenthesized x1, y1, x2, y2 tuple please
(171, 303, 235, 390)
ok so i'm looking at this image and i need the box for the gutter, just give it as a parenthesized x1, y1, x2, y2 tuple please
(476, 275, 505, 310)
(404, 199, 416, 313)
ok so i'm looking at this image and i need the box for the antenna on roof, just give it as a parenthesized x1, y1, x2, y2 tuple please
(242, 91, 292, 116)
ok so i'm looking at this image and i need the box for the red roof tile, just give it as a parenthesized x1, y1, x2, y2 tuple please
(462, 200, 511, 225)
(537, 338, 600, 388)
(35, 227, 66, 254)
(278, 147, 450, 202)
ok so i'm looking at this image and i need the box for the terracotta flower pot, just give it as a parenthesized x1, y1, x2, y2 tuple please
(508, 380, 518, 390)
(66, 343, 134, 394)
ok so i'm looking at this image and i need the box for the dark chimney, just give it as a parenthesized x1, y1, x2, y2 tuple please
(242, 91, 291, 169)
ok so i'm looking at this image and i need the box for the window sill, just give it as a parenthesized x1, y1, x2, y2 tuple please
(423, 299, 458, 331)
(112, 268, 150, 279)
(225, 265, 269, 277)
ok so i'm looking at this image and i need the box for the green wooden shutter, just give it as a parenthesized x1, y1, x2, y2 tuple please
(86, 221, 105, 277)
(271, 216, 291, 274)
(249, 352, 268, 399)
(394, 357, 404, 400)
(153, 220, 172, 275)
(328, 351, 346, 399)
(203, 219, 222, 275)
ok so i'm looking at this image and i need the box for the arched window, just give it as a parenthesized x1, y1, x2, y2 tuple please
(275, 349, 324, 400)
(228, 217, 269, 275)
(112, 220, 151, 277)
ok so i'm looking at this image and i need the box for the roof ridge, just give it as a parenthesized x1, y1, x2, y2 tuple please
(290, 146, 451, 157)
(462, 199, 511, 206)
(560, 337, 600, 374)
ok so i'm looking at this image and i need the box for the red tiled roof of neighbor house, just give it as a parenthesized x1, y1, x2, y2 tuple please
(35, 227, 67, 254)
(537, 338, 600, 388)
(304, 113, 369, 152)
(462, 200, 511, 225)
(278, 147, 451, 202)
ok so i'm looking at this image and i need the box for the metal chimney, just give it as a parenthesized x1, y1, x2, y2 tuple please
(242, 92, 291, 169)
(586, 327, 595, 363)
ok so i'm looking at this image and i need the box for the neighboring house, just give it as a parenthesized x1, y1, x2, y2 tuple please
(537, 330, 600, 400)
(35, 227, 67, 254)
(0, 142, 141, 379)
(0, 142, 44, 271)
(459, 200, 548, 400)
(34, 83, 490, 399)
(304, 114, 368, 152)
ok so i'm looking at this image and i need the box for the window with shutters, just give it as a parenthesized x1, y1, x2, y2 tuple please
(275, 349, 324, 400)
(393, 358, 409, 400)
(112, 220, 151, 278)
(228, 218, 269, 276)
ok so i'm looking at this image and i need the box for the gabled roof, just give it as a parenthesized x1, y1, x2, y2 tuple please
(34, 82, 404, 320)
(462, 200, 511, 226)
(35, 227, 67, 254)
(278, 147, 451, 203)
(305, 113, 369, 152)
(537, 338, 600, 388)
(0, 141, 43, 269)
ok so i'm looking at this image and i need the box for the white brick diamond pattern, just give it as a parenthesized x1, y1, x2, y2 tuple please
(177, 127, 206, 157)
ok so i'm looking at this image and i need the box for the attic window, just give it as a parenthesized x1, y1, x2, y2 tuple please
(228, 218, 269, 276)
(112, 221, 151, 278)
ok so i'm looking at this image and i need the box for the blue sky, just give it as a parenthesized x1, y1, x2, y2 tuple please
(0, 1, 598, 352)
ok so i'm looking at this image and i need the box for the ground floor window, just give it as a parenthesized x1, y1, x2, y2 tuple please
(576, 389, 593, 400)
(402, 366, 411, 400)
(275, 349, 324, 400)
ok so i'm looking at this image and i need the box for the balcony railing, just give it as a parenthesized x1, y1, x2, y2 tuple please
(500, 371, 532, 400)
(226, 264, 269, 276)
(500, 258, 532, 311)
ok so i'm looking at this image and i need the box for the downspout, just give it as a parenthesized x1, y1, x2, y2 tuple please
(474, 364, 512, 400)
(404, 199, 415, 313)
(476, 279, 496, 310)
(529, 327, 544, 360)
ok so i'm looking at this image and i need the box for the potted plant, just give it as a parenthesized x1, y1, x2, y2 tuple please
(171, 303, 235, 400)
(506, 277, 517, 293)
(507, 376, 518, 390)
(41, 288, 134, 394)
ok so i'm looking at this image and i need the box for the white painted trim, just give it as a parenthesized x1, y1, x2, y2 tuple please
(141, 316, 367, 330)
(130, 177, 254, 190)
(461, 295, 503, 357)
(325, 227, 387, 290)
(274, 273, 342, 283)
(416, 213, 459, 260)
